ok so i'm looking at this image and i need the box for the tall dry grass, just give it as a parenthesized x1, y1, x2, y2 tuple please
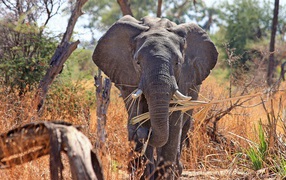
(0, 74, 286, 179)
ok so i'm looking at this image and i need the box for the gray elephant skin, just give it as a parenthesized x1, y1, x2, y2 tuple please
(92, 15, 218, 179)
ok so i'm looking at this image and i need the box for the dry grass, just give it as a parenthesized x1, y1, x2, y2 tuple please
(0, 75, 286, 179)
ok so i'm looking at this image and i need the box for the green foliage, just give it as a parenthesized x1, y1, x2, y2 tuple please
(44, 48, 97, 120)
(217, 0, 286, 65)
(83, 0, 210, 34)
(0, 19, 57, 95)
(276, 158, 286, 178)
(84, 0, 157, 30)
(258, 123, 268, 159)
(61, 48, 96, 80)
(218, 0, 270, 60)
(247, 148, 263, 170)
(246, 122, 268, 170)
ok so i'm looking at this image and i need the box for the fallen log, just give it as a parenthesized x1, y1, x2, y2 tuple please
(0, 121, 104, 180)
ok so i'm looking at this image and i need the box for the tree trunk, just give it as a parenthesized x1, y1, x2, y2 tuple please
(267, 0, 279, 86)
(157, 0, 163, 17)
(94, 70, 111, 148)
(32, 0, 88, 113)
(117, 0, 133, 16)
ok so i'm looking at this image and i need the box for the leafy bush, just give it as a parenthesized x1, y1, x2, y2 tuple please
(0, 19, 57, 96)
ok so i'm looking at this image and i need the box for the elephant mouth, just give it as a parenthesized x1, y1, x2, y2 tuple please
(131, 88, 192, 101)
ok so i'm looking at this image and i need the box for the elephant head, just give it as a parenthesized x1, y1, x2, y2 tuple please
(93, 15, 218, 148)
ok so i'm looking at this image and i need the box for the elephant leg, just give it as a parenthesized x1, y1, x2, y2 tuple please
(155, 112, 183, 179)
(176, 111, 194, 176)
(181, 113, 192, 147)
(128, 140, 155, 180)
(143, 145, 155, 180)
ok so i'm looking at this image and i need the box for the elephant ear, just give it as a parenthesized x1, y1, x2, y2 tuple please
(92, 15, 149, 87)
(171, 23, 218, 86)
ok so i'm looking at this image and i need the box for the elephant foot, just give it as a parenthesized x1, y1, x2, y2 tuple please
(128, 142, 155, 180)
(128, 153, 155, 180)
(128, 156, 155, 180)
(154, 160, 181, 180)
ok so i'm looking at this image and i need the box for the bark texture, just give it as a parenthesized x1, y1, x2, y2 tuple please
(0, 121, 104, 180)
(94, 70, 111, 148)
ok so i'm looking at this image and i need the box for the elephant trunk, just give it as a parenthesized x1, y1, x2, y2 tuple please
(146, 89, 171, 147)
(142, 61, 176, 147)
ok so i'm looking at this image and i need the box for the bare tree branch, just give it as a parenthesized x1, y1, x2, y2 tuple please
(157, 0, 162, 17)
(33, 0, 88, 113)
(117, 0, 133, 16)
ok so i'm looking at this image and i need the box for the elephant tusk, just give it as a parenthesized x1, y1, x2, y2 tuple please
(173, 90, 192, 101)
(132, 89, 143, 99)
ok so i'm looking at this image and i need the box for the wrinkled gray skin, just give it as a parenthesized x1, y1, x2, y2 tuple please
(93, 15, 218, 179)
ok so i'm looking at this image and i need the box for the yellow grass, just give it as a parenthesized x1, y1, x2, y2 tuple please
(0, 76, 286, 179)
(131, 92, 262, 125)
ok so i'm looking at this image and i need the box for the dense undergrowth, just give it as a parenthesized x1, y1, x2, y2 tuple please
(0, 72, 286, 179)
(1, 41, 286, 179)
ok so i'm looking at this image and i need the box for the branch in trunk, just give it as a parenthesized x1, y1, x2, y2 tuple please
(33, 0, 88, 113)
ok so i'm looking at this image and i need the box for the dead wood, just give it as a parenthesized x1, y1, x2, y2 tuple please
(94, 70, 111, 148)
(33, 0, 88, 113)
(0, 121, 104, 180)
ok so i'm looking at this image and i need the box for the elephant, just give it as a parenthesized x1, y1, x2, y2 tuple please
(92, 15, 218, 179)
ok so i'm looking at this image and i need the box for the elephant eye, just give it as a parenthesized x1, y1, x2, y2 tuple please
(137, 61, 140, 65)
(175, 60, 181, 65)
(176, 57, 183, 66)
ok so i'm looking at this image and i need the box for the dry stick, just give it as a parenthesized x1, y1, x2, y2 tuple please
(33, 0, 88, 113)
(203, 71, 262, 140)
(131, 93, 262, 125)
(94, 70, 111, 148)
(0, 121, 104, 180)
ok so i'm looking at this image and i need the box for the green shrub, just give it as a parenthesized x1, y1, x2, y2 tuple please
(0, 19, 57, 96)
(246, 122, 268, 170)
